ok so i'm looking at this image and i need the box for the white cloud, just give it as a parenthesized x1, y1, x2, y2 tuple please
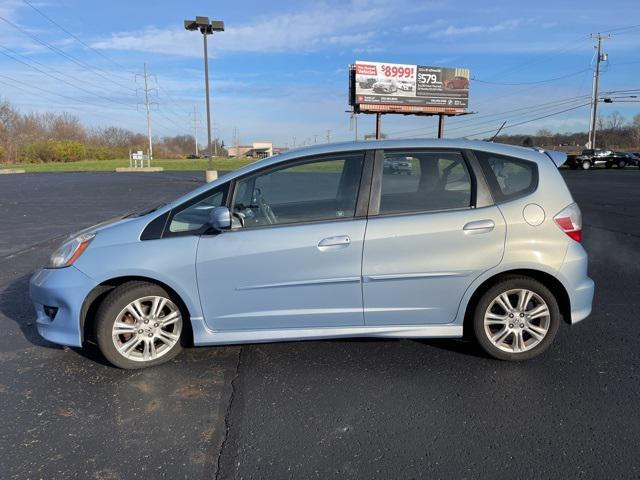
(429, 19, 522, 38)
(91, 1, 393, 56)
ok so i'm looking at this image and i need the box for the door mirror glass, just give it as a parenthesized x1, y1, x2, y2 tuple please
(209, 206, 232, 231)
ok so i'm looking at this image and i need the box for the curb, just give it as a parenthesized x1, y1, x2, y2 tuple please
(0, 168, 26, 174)
(115, 167, 164, 173)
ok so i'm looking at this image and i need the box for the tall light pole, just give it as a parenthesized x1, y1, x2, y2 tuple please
(185, 16, 224, 181)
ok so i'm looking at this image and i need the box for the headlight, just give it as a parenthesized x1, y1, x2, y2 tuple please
(48, 232, 96, 268)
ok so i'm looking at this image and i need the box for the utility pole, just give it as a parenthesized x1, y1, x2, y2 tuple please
(326, 129, 331, 143)
(350, 113, 358, 141)
(232, 127, 240, 157)
(142, 62, 153, 165)
(190, 106, 200, 156)
(314, 134, 318, 144)
(588, 34, 609, 149)
(292, 136, 297, 148)
(375, 113, 382, 140)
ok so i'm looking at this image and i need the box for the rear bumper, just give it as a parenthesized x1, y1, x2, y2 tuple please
(29, 266, 98, 347)
(558, 242, 595, 324)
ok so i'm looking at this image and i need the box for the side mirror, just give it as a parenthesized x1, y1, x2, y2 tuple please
(208, 206, 231, 232)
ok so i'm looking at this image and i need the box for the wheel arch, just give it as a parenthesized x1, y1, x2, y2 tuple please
(462, 268, 571, 337)
(80, 275, 194, 346)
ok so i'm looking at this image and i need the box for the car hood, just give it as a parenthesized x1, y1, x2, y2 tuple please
(66, 215, 135, 240)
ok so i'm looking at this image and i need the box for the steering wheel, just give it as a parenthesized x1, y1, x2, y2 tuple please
(252, 188, 277, 225)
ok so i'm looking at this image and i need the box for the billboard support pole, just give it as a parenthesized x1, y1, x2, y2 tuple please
(437, 114, 445, 138)
(375, 113, 382, 140)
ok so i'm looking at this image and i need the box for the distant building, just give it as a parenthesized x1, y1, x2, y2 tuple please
(228, 142, 288, 159)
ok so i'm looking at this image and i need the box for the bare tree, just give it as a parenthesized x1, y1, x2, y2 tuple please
(606, 111, 625, 130)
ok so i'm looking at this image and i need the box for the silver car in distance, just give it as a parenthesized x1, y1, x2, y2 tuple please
(30, 139, 594, 369)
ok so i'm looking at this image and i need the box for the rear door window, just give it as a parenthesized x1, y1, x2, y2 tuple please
(378, 151, 473, 215)
(474, 151, 538, 202)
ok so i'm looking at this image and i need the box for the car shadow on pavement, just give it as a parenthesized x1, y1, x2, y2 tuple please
(0, 274, 61, 349)
(414, 337, 488, 359)
(338, 336, 488, 359)
(0, 273, 132, 367)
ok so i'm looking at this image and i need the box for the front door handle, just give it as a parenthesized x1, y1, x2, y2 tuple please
(463, 219, 495, 234)
(317, 235, 351, 251)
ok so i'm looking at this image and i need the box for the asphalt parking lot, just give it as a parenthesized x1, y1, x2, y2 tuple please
(1, 168, 639, 479)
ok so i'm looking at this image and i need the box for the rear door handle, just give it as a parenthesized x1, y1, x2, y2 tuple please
(463, 219, 495, 234)
(318, 235, 351, 251)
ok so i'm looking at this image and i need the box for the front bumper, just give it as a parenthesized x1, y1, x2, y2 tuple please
(30, 266, 98, 347)
(558, 242, 595, 324)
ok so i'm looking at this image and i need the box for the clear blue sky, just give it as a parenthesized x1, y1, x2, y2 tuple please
(0, 0, 638, 146)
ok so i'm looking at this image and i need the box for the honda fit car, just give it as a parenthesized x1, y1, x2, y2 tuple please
(30, 139, 594, 369)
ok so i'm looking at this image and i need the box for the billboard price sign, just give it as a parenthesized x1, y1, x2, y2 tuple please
(351, 60, 470, 114)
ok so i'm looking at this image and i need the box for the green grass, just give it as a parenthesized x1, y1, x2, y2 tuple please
(0, 157, 255, 173)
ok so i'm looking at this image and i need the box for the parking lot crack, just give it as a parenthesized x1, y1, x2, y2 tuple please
(215, 346, 242, 480)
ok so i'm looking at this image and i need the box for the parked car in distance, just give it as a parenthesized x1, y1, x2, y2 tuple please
(604, 152, 640, 168)
(30, 139, 594, 369)
(383, 157, 413, 174)
(444, 76, 469, 90)
(571, 149, 614, 170)
(373, 81, 397, 94)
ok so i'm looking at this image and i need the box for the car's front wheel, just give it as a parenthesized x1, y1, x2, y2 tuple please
(472, 277, 560, 361)
(581, 160, 591, 170)
(95, 281, 184, 369)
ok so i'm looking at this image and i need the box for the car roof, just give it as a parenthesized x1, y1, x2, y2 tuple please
(260, 138, 549, 164)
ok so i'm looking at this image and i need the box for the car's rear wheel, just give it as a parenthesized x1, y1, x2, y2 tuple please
(618, 160, 626, 168)
(95, 281, 184, 369)
(472, 277, 560, 361)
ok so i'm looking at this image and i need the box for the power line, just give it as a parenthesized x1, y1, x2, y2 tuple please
(472, 68, 591, 86)
(20, 0, 135, 75)
(0, 76, 179, 138)
(459, 103, 591, 139)
(0, 44, 136, 100)
(0, 14, 135, 92)
(386, 94, 592, 138)
(0, 47, 137, 109)
(0, 72, 124, 110)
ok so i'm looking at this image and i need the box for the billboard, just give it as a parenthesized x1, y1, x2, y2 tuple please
(350, 61, 470, 114)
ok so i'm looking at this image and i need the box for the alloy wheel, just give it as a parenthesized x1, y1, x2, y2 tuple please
(111, 295, 182, 362)
(483, 289, 550, 353)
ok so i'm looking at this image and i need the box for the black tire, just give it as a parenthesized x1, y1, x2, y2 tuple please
(95, 281, 185, 369)
(618, 160, 626, 169)
(581, 160, 591, 170)
(472, 276, 561, 361)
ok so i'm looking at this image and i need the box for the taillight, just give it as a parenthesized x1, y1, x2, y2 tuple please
(554, 203, 582, 242)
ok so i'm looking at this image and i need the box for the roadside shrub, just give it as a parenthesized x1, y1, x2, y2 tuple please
(19, 140, 85, 163)
(84, 145, 127, 160)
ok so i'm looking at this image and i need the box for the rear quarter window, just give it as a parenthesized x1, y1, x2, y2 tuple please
(474, 151, 538, 202)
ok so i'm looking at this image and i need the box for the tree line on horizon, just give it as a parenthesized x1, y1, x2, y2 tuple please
(0, 99, 227, 164)
(494, 111, 640, 152)
(2, 98, 639, 163)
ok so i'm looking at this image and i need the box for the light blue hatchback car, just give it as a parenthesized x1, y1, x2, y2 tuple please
(30, 139, 594, 368)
